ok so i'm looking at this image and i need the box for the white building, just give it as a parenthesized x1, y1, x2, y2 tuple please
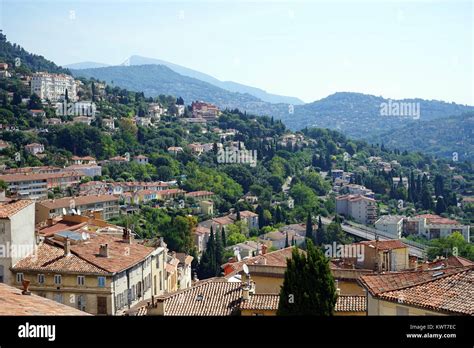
(336, 194, 377, 225)
(31, 72, 77, 102)
(0, 200, 36, 285)
(374, 215, 404, 238)
(405, 214, 470, 242)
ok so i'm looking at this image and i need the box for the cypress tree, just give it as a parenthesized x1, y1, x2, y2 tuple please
(305, 212, 313, 242)
(285, 232, 289, 248)
(215, 227, 224, 275)
(277, 241, 338, 316)
(221, 226, 227, 248)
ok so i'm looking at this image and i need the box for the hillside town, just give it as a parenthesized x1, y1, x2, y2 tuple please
(0, 31, 473, 319)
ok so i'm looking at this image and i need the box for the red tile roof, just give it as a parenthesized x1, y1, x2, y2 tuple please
(155, 278, 242, 316)
(12, 242, 109, 275)
(360, 267, 474, 315)
(335, 295, 367, 312)
(0, 200, 33, 218)
(415, 214, 460, 225)
(240, 294, 279, 311)
(0, 283, 91, 316)
(222, 247, 297, 274)
(51, 232, 155, 274)
(358, 239, 408, 251)
(38, 195, 119, 209)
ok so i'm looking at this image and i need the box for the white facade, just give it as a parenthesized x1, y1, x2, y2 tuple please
(0, 202, 36, 285)
(336, 194, 377, 225)
(31, 73, 77, 102)
(374, 216, 404, 238)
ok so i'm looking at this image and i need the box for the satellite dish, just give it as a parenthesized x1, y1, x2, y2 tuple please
(81, 231, 88, 240)
(242, 264, 249, 275)
(62, 208, 67, 215)
(77, 209, 81, 215)
(72, 208, 77, 215)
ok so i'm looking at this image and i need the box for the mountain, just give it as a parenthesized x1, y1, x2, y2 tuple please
(71, 64, 288, 115)
(371, 113, 474, 161)
(285, 92, 474, 139)
(124, 55, 304, 105)
(64, 61, 110, 69)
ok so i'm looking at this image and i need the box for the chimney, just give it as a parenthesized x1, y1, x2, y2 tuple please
(242, 285, 250, 301)
(22, 279, 31, 295)
(261, 244, 268, 255)
(123, 228, 132, 244)
(99, 243, 109, 257)
(64, 238, 71, 256)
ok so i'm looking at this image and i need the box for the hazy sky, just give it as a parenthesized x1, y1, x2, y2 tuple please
(1, 0, 472, 104)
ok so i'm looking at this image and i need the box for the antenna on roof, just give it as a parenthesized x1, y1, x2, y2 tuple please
(242, 263, 249, 275)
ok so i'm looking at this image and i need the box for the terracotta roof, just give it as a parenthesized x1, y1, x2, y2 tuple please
(212, 216, 234, 226)
(240, 294, 279, 311)
(12, 242, 109, 275)
(194, 225, 210, 235)
(0, 200, 33, 218)
(376, 268, 474, 315)
(335, 295, 367, 312)
(360, 267, 465, 296)
(422, 256, 474, 269)
(38, 195, 119, 209)
(155, 278, 242, 316)
(51, 232, 155, 274)
(415, 214, 460, 225)
(239, 210, 258, 218)
(0, 283, 91, 316)
(223, 247, 296, 273)
(39, 220, 88, 237)
(0, 172, 83, 182)
(358, 239, 407, 250)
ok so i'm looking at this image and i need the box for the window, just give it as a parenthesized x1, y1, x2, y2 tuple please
(77, 276, 85, 286)
(0, 222, 5, 234)
(37, 274, 45, 284)
(77, 295, 86, 311)
(98, 276, 106, 287)
(54, 274, 61, 285)
(54, 293, 63, 304)
(16, 273, 24, 284)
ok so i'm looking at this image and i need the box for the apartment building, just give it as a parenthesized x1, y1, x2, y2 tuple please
(31, 72, 77, 102)
(191, 101, 220, 121)
(0, 172, 84, 200)
(35, 195, 120, 224)
(405, 214, 470, 242)
(374, 215, 404, 238)
(0, 200, 36, 285)
(336, 194, 377, 225)
(11, 229, 167, 315)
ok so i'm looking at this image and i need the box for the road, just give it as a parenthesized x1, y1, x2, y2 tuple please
(319, 217, 425, 258)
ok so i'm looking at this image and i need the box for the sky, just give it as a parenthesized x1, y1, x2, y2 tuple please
(1, 0, 473, 105)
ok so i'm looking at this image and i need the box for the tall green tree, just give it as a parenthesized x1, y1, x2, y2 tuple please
(277, 241, 338, 315)
(305, 212, 313, 242)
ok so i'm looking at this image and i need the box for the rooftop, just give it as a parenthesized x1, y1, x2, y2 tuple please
(0, 283, 91, 316)
(223, 247, 296, 274)
(358, 239, 408, 251)
(361, 267, 474, 315)
(414, 214, 460, 225)
(0, 200, 33, 219)
(12, 242, 109, 275)
(38, 195, 119, 209)
(155, 278, 242, 316)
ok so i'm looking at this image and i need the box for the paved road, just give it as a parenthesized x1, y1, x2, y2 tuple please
(320, 217, 425, 258)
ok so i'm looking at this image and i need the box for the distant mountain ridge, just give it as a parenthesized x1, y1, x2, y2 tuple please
(69, 55, 304, 105)
(285, 92, 474, 139)
(64, 61, 110, 69)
